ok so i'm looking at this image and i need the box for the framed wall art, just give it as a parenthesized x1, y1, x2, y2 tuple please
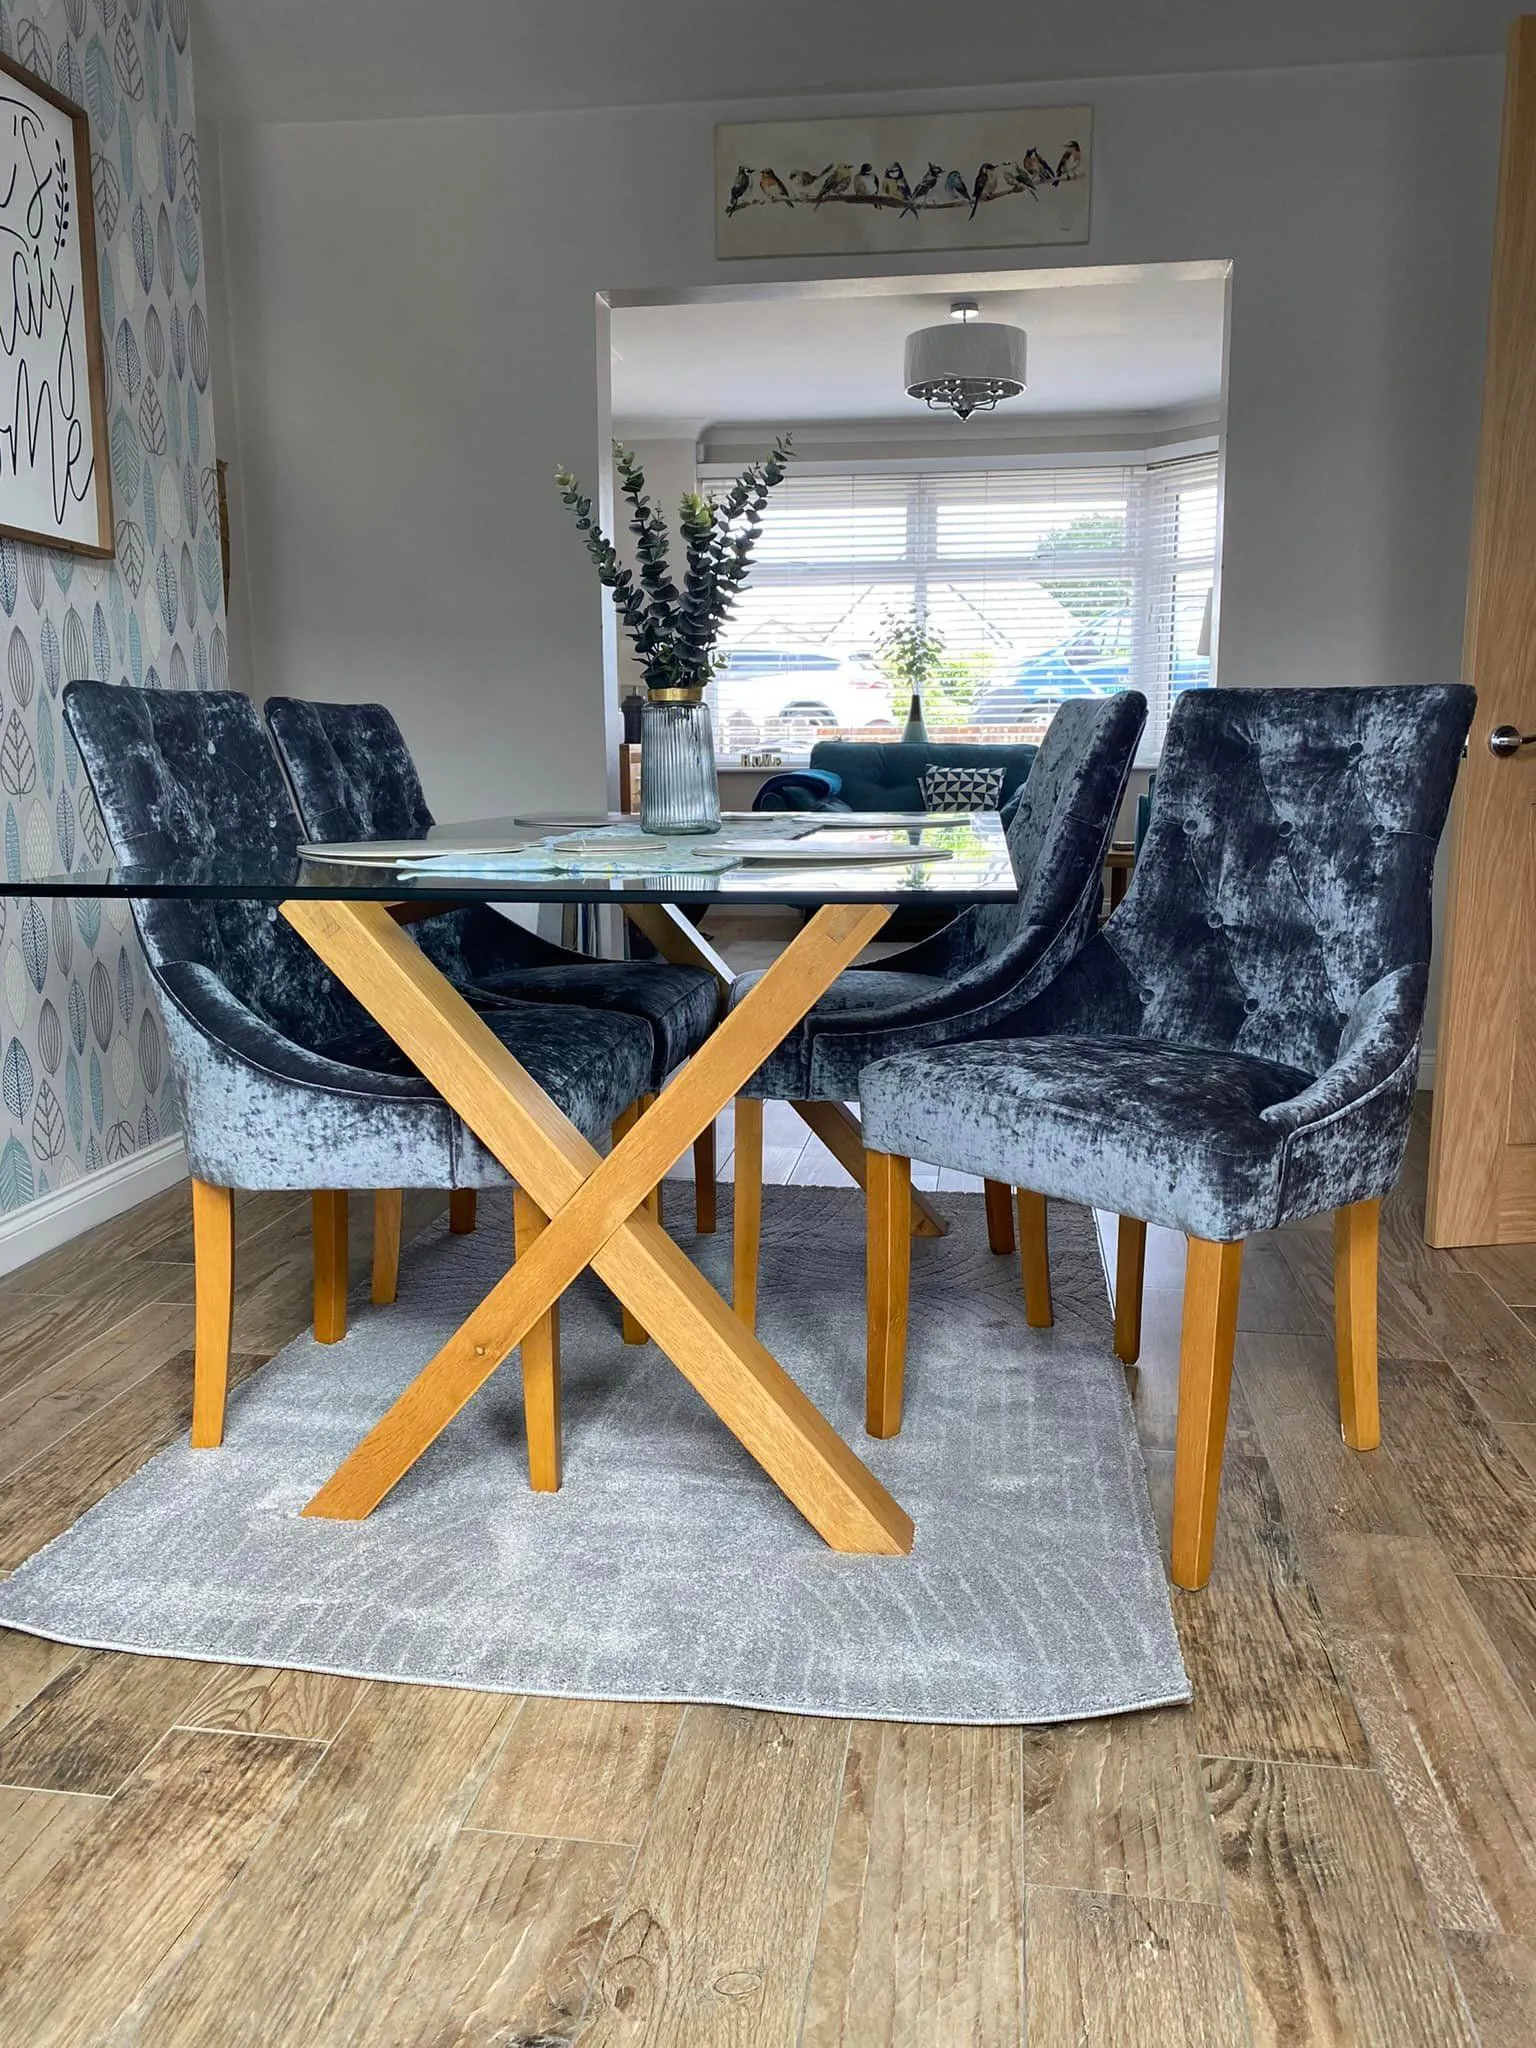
(716, 106, 1091, 261)
(0, 52, 113, 557)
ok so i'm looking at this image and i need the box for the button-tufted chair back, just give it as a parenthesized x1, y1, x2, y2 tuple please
(265, 696, 506, 990)
(937, 692, 1147, 979)
(264, 699, 435, 844)
(1014, 686, 1475, 1078)
(63, 683, 374, 1053)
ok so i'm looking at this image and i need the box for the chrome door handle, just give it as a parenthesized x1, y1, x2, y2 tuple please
(1488, 724, 1536, 757)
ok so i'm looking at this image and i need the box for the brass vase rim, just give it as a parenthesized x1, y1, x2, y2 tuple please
(647, 687, 706, 704)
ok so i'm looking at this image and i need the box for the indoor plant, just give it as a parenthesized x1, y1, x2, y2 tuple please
(873, 608, 946, 742)
(556, 437, 793, 832)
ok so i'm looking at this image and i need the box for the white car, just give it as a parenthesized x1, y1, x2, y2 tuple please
(713, 649, 895, 741)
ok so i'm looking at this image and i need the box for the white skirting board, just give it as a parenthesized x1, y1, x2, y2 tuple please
(0, 1136, 188, 1280)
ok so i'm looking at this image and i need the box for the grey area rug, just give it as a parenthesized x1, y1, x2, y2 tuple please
(0, 1188, 1188, 1724)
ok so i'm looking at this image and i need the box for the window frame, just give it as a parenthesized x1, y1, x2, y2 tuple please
(698, 438, 1220, 767)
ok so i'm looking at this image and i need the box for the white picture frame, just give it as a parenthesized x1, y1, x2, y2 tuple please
(0, 53, 114, 557)
(715, 107, 1092, 261)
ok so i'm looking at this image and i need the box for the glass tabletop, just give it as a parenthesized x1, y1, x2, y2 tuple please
(5, 814, 1020, 908)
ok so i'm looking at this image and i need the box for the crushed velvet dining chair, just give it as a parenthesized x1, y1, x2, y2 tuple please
(857, 683, 1475, 1589)
(727, 691, 1147, 1328)
(264, 697, 723, 1285)
(63, 683, 654, 1485)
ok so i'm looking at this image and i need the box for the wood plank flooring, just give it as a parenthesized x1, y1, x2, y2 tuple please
(0, 1095, 1534, 2041)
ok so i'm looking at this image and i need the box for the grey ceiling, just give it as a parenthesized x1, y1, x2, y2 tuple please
(191, 0, 1510, 123)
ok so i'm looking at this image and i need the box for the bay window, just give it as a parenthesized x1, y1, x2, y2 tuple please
(701, 450, 1218, 762)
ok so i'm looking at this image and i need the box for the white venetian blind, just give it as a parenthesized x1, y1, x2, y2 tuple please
(700, 452, 1218, 756)
(1143, 453, 1220, 735)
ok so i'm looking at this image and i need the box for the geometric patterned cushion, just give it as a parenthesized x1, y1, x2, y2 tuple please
(919, 762, 1007, 813)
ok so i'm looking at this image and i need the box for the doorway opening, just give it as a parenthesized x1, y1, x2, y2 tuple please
(602, 261, 1230, 774)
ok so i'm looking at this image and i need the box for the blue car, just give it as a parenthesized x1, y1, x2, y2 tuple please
(972, 608, 1210, 724)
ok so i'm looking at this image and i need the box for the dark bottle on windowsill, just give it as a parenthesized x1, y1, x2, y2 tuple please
(620, 689, 646, 745)
(901, 691, 930, 745)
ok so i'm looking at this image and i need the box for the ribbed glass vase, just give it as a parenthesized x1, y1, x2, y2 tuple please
(639, 693, 721, 835)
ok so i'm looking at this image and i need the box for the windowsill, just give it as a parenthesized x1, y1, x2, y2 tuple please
(717, 749, 1167, 795)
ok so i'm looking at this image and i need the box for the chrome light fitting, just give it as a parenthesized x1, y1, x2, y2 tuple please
(904, 299, 1028, 421)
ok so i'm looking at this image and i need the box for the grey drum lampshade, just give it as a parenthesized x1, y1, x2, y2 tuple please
(904, 321, 1029, 420)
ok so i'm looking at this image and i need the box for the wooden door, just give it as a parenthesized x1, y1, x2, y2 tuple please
(1428, 18, 1536, 1247)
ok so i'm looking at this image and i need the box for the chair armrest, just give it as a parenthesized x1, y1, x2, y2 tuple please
(1260, 965, 1427, 1135)
(151, 962, 464, 1193)
(753, 770, 846, 812)
(155, 961, 433, 1099)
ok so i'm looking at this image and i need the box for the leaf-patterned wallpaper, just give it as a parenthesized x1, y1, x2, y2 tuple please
(0, 0, 222, 1213)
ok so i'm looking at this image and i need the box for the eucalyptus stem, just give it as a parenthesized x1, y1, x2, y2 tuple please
(557, 436, 793, 693)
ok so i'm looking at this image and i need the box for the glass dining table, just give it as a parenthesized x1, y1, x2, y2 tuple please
(9, 814, 1020, 1557)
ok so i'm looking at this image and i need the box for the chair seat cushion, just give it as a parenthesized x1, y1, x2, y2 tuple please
(730, 967, 942, 1099)
(860, 1036, 1315, 1240)
(317, 1000, 652, 1147)
(470, 961, 718, 1084)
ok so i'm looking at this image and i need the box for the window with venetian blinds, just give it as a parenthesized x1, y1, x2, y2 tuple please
(700, 451, 1218, 757)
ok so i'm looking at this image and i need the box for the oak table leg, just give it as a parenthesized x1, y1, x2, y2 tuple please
(372, 1190, 403, 1306)
(984, 1179, 1016, 1255)
(866, 1151, 912, 1438)
(312, 1191, 349, 1345)
(1114, 1216, 1147, 1366)
(620, 901, 946, 1242)
(612, 1102, 649, 1346)
(514, 1188, 562, 1492)
(622, 903, 728, 1250)
(1171, 1236, 1245, 1591)
(283, 897, 913, 1555)
(191, 1179, 235, 1449)
(1334, 1198, 1381, 1451)
(731, 1096, 764, 1334)
(638, 1094, 663, 1229)
(694, 1121, 718, 1235)
(621, 900, 735, 989)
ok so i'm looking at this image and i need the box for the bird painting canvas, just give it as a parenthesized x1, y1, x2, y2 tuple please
(716, 107, 1091, 259)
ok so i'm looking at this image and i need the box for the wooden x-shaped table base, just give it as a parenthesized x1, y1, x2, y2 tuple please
(280, 896, 915, 1554)
(621, 902, 949, 1242)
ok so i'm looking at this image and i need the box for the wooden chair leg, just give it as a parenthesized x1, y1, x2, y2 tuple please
(732, 1095, 764, 1335)
(514, 1187, 562, 1493)
(866, 1151, 912, 1438)
(612, 1103, 649, 1344)
(639, 1093, 663, 1229)
(1171, 1236, 1245, 1591)
(984, 1179, 1016, 1255)
(372, 1190, 403, 1306)
(1016, 1189, 1053, 1328)
(449, 1189, 478, 1236)
(1114, 1216, 1147, 1365)
(694, 1119, 718, 1235)
(1334, 1199, 1381, 1452)
(191, 1179, 234, 1449)
(312, 1191, 348, 1345)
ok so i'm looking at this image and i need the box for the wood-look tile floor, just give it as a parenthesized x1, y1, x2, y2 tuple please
(0, 1097, 1533, 2044)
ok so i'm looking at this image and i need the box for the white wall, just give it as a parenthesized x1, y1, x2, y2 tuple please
(210, 55, 1500, 839)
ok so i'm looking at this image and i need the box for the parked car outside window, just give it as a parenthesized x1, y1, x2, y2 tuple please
(713, 648, 896, 746)
(971, 608, 1210, 725)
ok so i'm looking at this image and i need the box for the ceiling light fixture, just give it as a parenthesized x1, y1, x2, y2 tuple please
(904, 299, 1028, 422)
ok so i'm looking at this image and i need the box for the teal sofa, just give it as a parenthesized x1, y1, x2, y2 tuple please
(754, 739, 1039, 815)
